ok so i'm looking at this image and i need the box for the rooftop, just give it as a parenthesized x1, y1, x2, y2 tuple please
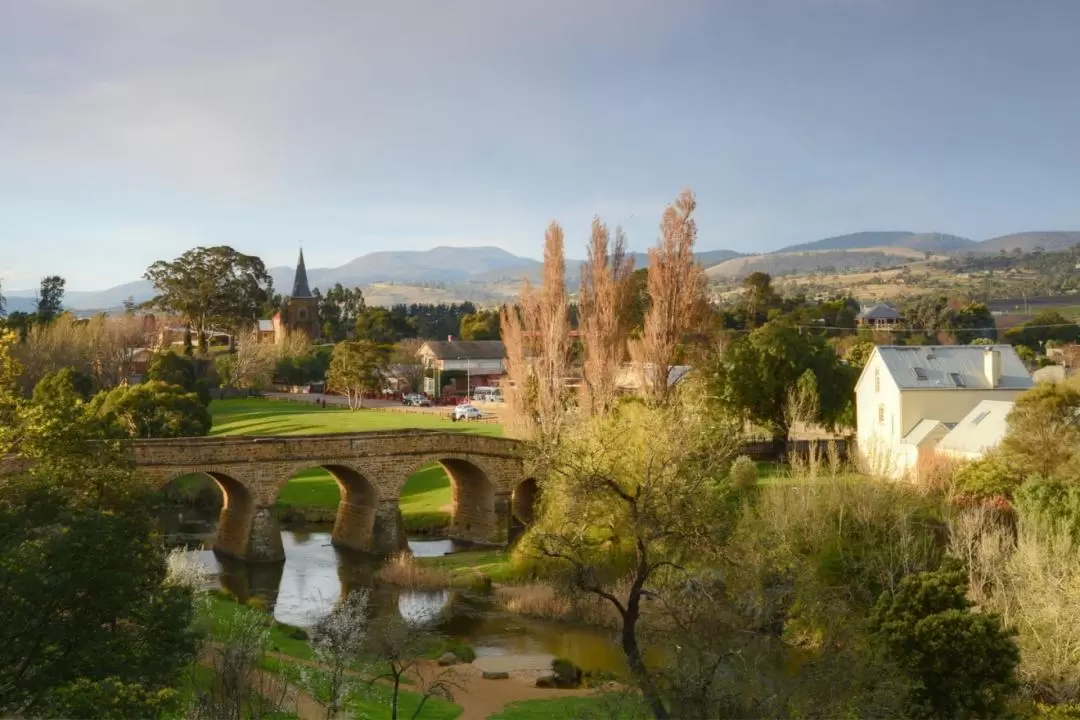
(856, 303, 903, 321)
(420, 340, 506, 360)
(872, 345, 1033, 391)
(938, 400, 1015, 455)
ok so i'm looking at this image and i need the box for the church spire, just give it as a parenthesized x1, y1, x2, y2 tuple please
(291, 247, 312, 298)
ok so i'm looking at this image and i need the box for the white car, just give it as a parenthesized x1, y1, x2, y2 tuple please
(453, 404, 483, 421)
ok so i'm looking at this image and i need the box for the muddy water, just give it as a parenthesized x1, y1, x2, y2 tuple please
(160, 508, 625, 672)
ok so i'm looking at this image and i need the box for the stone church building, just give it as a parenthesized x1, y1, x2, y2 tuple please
(272, 249, 321, 343)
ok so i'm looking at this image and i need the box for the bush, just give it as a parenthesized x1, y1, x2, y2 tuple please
(729, 455, 758, 490)
(273, 621, 309, 641)
(953, 454, 1025, 499)
(448, 643, 476, 663)
(1016, 476, 1080, 540)
(552, 658, 583, 688)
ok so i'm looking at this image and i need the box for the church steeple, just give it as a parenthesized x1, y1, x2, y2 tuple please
(291, 248, 312, 298)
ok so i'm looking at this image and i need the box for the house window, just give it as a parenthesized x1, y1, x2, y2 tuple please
(912, 366, 928, 381)
(877, 404, 885, 424)
(950, 372, 965, 388)
(298, 308, 307, 321)
(874, 368, 880, 393)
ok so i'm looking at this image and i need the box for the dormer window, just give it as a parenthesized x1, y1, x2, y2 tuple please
(950, 372, 965, 388)
(912, 367, 928, 381)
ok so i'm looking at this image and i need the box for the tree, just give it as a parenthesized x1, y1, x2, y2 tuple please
(458, 310, 500, 341)
(318, 284, 365, 342)
(0, 333, 198, 718)
(872, 563, 1018, 719)
(32, 367, 95, 405)
(524, 394, 742, 719)
(1005, 311, 1080, 351)
(501, 222, 572, 443)
(579, 219, 635, 416)
(34, 275, 66, 325)
(217, 331, 276, 390)
(355, 306, 403, 345)
(630, 190, 708, 405)
(308, 591, 369, 720)
(0, 278, 6, 318)
(364, 616, 460, 720)
(327, 340, 387, 409)
(624, 268, 650, 337)
(90, 381, 212, 438)
(145, 246, 273, 353)
(708, 320, 856, 444)
(147, 350, 211, 405)
(390, 338, 425, 394)
(1001, 383, 1080, 477)
(740, 272, 779, 328)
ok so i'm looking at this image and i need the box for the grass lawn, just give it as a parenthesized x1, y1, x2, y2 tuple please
(488, 696, 643, 720)
(206, 399, 504, 530)
(209, 398, 503, 438)
(415, 549, 515, 584)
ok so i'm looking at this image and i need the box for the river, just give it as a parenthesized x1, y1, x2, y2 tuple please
(161, 508, 626, 672)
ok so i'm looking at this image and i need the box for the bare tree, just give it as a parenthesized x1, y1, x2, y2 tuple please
(220, 331, 277, 389)
(500, 222, 572, 444)
(364, 616, 461, 720)
(630, 190, 707, 405)
(391, 338, 425, 394)
(579, 219, 635, 417)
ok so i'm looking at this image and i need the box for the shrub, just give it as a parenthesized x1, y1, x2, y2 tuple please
(953, 454, 1025, 499)
(1016, 476, 1080, 540)
(552, 658, 583, 688)
(729, 455, 758, 490)
(375, 552, 452, 590)
(244, 596, 269, 613)
(448, 643, 476, 663)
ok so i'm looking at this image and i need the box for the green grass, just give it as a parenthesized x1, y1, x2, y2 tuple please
(488, 695, 643, 720)
(209, 398, 503, 438)
(415, 549, 515, 583)
(204, 399, 491, 529)
(204, 594, 314, 660)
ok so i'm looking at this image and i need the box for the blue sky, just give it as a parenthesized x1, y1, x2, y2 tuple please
(3, 0, 1080, 290)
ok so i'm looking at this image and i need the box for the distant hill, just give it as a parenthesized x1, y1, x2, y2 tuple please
(7, 245, 740, 311)
(707, 246, 931, 280)
(978, 231, 1080, 254)
(779, 231, 976, 254)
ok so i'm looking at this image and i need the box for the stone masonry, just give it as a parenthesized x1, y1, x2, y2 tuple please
(130, 430, 528, 563)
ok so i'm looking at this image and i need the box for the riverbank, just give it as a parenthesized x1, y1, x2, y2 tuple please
(199, 590, 620, 719)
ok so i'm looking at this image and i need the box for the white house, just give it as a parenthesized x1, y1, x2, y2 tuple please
(855, 345, 1033, 478)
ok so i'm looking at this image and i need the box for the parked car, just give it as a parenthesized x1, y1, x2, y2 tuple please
(403, 394, 431, 407)
(452, 403, 484, 421)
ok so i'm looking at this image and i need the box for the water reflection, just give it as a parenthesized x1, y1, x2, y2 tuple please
(160, 507, 624, 672)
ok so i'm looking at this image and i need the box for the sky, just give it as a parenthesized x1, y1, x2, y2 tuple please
(3, 0, 1080, 290)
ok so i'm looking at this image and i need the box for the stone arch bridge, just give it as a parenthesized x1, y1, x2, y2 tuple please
(133, 430, 532, 563)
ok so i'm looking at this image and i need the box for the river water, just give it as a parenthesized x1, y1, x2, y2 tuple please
(161, 508, 625, 672)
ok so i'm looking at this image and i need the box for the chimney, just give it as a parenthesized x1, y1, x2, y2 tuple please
(984, 347, 1002, 388)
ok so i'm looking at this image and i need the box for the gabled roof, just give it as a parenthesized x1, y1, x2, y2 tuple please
(902, 419, 954, 447)
(420, 340, 506, 360)
(938, 400, 1015, 455)
(856, 303, 903, 321)
(871, 345, 1033, 391)
(292, 248, 313, 298)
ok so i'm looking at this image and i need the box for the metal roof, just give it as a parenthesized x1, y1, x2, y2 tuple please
(874, 345, 1033, 391)
(938, 400, 1015, 456)
(902, 419, 953, 447)
(856, 303, 903, 321)
(420, 340, 506, 360)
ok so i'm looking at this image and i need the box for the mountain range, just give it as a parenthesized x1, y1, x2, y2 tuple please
(5, 230, 1079, 312)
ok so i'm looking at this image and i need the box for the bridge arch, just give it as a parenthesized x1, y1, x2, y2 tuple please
(273, 463, 384, 555)
(398, 455, 501, 546)
(156, 469, 283, 562)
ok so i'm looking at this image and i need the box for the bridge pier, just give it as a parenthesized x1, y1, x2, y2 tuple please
(215, 504, 285, 564)
(372, 500, 408, 554)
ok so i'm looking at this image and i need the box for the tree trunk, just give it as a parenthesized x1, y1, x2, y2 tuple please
(621, 592, 668, 719)
(391, 675, 400, 720)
